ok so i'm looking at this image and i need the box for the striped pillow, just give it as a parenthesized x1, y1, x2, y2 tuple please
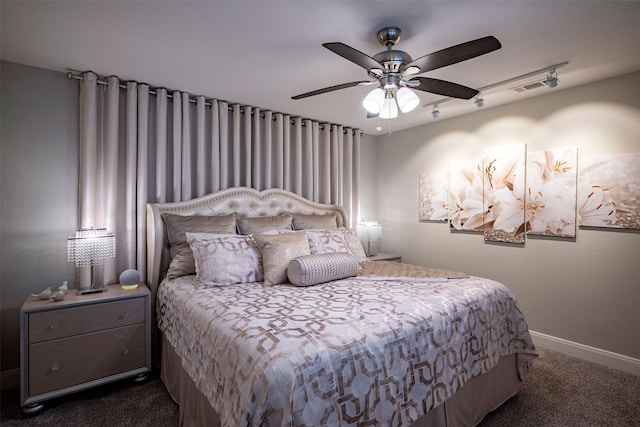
(287, 252, 359, 287)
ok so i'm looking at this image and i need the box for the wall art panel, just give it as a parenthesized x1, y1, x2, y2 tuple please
(448, 159, 484, 232)
(526, 148, 578, 238)
(579, 152, 640, 229)
(482, 144, 526, 244)
(419, 171, 448, 221)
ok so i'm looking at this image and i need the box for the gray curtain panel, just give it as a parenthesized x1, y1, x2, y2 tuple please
(77, 71, 360, 286)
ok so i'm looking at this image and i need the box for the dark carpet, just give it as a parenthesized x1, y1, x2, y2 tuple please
(1, 348, 638, 426)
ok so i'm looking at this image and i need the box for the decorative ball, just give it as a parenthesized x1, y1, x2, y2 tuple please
(119, 269, 141, 286)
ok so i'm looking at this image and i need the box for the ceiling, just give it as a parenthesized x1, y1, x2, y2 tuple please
(2, 1, 640, 135)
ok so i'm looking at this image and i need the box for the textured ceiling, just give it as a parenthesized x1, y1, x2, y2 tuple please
(2, 1, 640, 134)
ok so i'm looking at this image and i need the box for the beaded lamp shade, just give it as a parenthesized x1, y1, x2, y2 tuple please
(67, 228, 115, 294)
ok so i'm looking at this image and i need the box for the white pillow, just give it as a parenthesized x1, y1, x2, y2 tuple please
(305, 228, 367, 262)
(185, 232, 263, 286)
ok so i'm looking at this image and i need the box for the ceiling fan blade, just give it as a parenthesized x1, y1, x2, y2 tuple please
(403, 36, 501, 74)
(292, 81, 370, 100)
(323, 42, 384, 72)
(413, 77, 479, 99)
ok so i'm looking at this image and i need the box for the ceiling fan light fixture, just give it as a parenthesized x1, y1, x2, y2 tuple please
(396, 87, 420, 113)
(379, 93, 398, 119)
(362, 88, 385, 114)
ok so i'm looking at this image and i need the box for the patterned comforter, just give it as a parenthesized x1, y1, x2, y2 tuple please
(157, 261, 537, 426)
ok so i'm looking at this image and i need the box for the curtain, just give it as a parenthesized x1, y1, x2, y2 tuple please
(77, 72, 360, 286)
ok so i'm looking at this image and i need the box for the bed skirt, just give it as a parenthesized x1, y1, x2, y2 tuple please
(160, 335, 532, 427)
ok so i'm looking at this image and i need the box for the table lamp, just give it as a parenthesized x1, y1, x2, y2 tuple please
(67, 228, 115, 295)
(357, 220, 383, 257)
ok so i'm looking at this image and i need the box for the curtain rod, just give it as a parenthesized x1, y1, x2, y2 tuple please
(66, 70, 362, 136)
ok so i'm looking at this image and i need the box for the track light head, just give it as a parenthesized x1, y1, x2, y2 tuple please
(432, 105, 440, 119)
(544, 69, 559, 88)
(474, 94, 484, 108)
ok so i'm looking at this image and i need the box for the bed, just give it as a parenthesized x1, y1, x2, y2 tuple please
(146, 187, 537, 427)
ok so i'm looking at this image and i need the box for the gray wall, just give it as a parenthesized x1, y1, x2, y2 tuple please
(371, 71, 640, 359)
(1, 61, 78, 374)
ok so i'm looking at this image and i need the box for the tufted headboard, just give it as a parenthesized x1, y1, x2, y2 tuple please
(145, 187, 348, 296)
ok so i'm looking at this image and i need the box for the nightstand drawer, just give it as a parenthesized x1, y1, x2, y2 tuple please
(28, 323, 146, 396)
(28, 298, 145, 343)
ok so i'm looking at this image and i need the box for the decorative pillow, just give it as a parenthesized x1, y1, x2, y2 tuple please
(342, 227, 368, 262)
(252, 231, 311, 285)
(292, 213, 338, 230)
(288, 252, 359, 287)
(164, 213, 237, 278)
(305, 228, 367, 262)
(237, 213, 293, 235)
(185, 232, 262, 286)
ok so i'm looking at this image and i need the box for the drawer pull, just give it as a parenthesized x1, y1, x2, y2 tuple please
(50, 323, 59, 330)
(120, 311, 129, 320)
(51, 363, 59, 372)
(122, 347, 130, 355)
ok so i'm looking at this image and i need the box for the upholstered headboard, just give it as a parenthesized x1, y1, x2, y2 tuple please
(145, 187, 348, 296)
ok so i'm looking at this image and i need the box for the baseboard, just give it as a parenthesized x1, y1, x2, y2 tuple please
(1, 368, 20, 391)
(530, 330, 640, 376)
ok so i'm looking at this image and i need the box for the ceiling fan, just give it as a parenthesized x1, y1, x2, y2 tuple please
(292, 27, 501, 118)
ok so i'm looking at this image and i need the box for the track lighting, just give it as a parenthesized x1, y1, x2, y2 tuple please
(474, 93, 484, 108)
(544, 69, 559, 88)
(422, 62, 568, 118)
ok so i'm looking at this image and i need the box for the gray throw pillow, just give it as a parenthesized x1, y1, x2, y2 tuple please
(237, 213, 293, 235)
(292, 213, 338, 230)
(163, 213, 237, 278)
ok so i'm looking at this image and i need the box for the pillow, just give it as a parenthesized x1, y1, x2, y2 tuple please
(292, 213, 338, 230)
(252, 231, 311, 285)
(164, 213, 237, 278)
(305, 228, 367, 262)
(342, 227, 368, 262)
(185, 232, 262, 286)
(237, 213, 293, 235)
(288, 253, 359, 287)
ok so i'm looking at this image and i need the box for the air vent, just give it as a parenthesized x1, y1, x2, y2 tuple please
(510, 80, 546, 93)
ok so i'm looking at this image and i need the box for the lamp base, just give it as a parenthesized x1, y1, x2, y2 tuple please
(76, 286, 108, 296)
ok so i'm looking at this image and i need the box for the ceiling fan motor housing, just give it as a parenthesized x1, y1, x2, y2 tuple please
(374, 27, 412, 80)
(376, 27, 402, 47)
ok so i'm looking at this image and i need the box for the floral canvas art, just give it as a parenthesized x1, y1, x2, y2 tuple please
(419, 148, 638, 242)
(525, 148, 578, 238)
(578, 153, 640, 229)
(482, 144, 526, 244)
(448, 159, 484, 232)
(419, 171, 448, 221)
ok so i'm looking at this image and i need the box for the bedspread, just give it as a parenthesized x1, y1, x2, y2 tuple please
(157, 261, 537, 426)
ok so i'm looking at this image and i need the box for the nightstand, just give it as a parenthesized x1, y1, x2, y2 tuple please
(367, 252, 402, 262)
(20, 284, 151, 414)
